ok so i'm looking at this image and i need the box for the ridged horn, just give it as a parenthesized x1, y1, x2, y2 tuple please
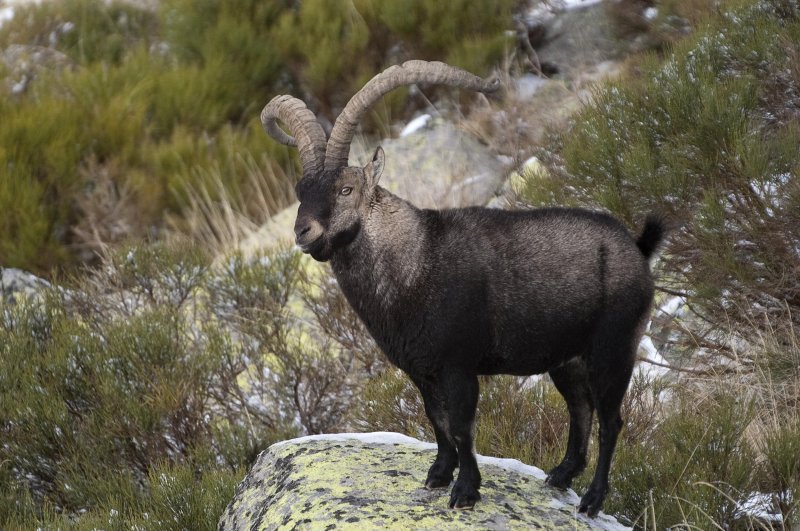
(261, 95, 327, 178)
(324, 60, 499, 172)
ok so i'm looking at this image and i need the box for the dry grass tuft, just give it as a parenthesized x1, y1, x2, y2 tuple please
(168, 154, 295, 256)
(460, 53, 623, 168)
(72, 157, 144, 265)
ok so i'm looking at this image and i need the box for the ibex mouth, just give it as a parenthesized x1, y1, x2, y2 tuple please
(298, 237, 325, 256)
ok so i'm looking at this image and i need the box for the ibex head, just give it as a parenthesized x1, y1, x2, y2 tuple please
(290, 146, 386, 261)
(261, 61, 499, 262)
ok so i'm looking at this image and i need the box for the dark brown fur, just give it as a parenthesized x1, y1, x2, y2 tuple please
(293, 147, 664, 515)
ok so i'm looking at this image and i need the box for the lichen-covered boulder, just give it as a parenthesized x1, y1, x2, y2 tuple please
(219, 433, 629, 531)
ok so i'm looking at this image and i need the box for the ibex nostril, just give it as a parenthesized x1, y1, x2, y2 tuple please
(294, 220, 322, 246)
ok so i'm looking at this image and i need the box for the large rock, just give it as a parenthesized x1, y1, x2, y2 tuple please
(219, 433, 628, 531)
(350, 119, 507, 209)
(524, 1, 627, 83)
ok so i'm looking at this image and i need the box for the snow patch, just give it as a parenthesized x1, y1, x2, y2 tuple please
(272, 431, 438, 450)
(637, 335, 671, 379)
(11, 75, 29, 94)
(560, 0, 604, 9)
(659, 295, 687, 318)
(478, 454, 547, 481)
(527, 0, 604, 25)
(521, 374, 544, 388)
(522, 155, 540, 168)
(400, 114, 432, 137)
(0, 6, 14, 28)
(0, 0, 39, 27)
(735, 491, 786, 524)
(458, 171, 492, 187)
(515, 73, 549, 98)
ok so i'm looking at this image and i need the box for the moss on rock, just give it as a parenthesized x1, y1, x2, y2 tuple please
(219, 433, 628, 530)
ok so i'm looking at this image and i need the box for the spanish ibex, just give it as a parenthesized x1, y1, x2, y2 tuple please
(261, 60, 664, 516)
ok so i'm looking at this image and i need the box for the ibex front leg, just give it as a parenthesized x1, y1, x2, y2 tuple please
(438, 370, 481, 509)
(414, 378, 459, 489)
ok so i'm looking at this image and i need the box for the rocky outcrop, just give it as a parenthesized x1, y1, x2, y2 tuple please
(0, 267, 50, 305)
(525, 0, 625, 82)
(350, 119, 507, 209)
(219, 433, 628, 531)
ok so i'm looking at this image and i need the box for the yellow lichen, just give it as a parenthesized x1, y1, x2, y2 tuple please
(220, 437, 621, 530)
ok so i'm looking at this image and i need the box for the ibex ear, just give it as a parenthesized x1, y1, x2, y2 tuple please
(364, 146, 385, 190)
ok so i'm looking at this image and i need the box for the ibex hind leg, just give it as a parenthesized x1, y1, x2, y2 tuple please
(546, 358, 593, 490)
(580, 326, 638, 517)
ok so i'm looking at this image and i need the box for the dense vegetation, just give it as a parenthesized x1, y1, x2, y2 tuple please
(0, 0, 515, 275)
(524, 0, 800, 346)
(1, 245, 357, 529)
(1, 0, 799, 529)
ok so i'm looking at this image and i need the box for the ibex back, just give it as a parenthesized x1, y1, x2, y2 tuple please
(261, 60, 664, 516)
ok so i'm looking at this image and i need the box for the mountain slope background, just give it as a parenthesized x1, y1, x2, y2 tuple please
(1, 0, 798, 528)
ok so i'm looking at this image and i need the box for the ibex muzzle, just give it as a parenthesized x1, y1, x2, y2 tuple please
(293, 193, 326, 252)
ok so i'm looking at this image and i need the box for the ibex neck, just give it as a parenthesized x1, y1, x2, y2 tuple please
(331, 187, 429, 306)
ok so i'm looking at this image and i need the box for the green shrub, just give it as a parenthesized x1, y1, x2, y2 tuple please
(0, 244, 350, 526)
(0, 0, 157, 64)
(759, 420, 800, 527)
(606, 387, 758, 528)
(136, 462, 241, 531)
(157, 0, 290, 127)
(372, 0, 515, 75)
(274, 0, 514, 119)
(0, 55, 293, 274)
(300, 265, 386, 376)
(1, 460, 242, 531)
(274, 0, 372, 111)
(352, 368, 432, 441)
(474, 376, 568, 470)
(0, 285, 227, 517)
(522, 1, 800, 343)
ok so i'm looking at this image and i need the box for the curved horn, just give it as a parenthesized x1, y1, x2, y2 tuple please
(324, 60, 499, 172)
(261, 95, 327, 178)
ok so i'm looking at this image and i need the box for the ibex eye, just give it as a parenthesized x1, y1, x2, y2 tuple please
(340, 186, 353, 196)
